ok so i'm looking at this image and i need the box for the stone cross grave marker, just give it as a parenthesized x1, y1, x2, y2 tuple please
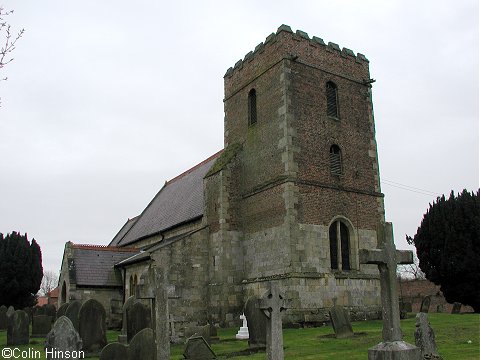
(420, 296, 431, 313)
(359, 222, 421, 359)
(258, 282, 289, 360)
(329, 305, 354, 338)
(414, 313, 443, 359)
(236, 313, 249, 340)
(45, 316, 83, 360)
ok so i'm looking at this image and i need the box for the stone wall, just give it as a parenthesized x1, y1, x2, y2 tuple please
(399, 279, 475, 313)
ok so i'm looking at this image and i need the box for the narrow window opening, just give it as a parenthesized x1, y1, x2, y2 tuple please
(248, 88, 257, 125)
(329, 223, 338, 269)
(330, 144, 342, 175)
(329, 220, 351, 271)
(340, 222, 350, 270)
(326, 81, 339, 118)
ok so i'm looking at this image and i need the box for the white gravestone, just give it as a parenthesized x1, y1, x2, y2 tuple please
(235, 313, 249, 340)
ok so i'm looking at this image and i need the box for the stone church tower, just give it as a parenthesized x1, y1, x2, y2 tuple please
(205, 24, 384, 325)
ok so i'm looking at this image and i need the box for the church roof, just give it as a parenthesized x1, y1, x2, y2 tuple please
(108, 216, 139, 247)
(71, 244, 139, 287)
(114, 150, 223, 247)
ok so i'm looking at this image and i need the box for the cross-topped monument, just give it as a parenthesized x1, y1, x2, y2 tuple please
(360, 223, 420, 360)
(258, 283, 289, 360)
(359, 222, 420, 359)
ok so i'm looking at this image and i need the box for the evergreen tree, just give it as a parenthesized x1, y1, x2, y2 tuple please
(410, 189, 480, 312)
(0, 232, 43, 308)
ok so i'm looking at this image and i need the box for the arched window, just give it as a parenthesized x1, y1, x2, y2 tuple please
(330, 144, 342, 175)
(329, 220, 351, 271)
(60, 281, 67, 304)
(326, 81, 339, 118)
(248, 88, 257, 125)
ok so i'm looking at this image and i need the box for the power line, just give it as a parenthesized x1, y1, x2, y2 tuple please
(381, 178, 438, 197)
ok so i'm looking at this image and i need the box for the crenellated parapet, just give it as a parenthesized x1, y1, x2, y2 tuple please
(224, 24, 370, 94)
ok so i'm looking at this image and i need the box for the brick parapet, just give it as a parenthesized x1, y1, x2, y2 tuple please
(224, 24, 370, 99)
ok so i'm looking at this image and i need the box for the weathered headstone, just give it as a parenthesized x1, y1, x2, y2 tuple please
(44, 304, 57, 319)
(45, 316, 83, 360)
(359, 222, 421, 360)
(259, 283, 289, 360)
(436, 304, 444, 313)
(6, 305, 15, 320)
(128, 327, 155, 360)
(99, 342, 128, 360)
(127, 301, 151, 342)
(65, 300, 82, 332)
(329, 305, 354, 338)
(0, 305, 7, 330)
(420, 296, 431, 313)
(185, 324, 212, 345)
(7, 310, 30, 345)
(34, 305, 46, 316)
(57, 303, 70, 319)
(121, 296, 136, 335)
(451, 302, 461, 314)
(32, 315, 53, 337)
(244, 296, 267, 349)
(414, 313, 443, 359)
(78, 298, 107, 353)
(236, 313, 249, 340)
(22, 307, 33, 324)
(208, 322, 220, 343)
(183, 336, 216, 360)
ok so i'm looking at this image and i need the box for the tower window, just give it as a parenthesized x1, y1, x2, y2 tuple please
(329, 220, 351, 271)
(326, 81, 339, 118)
(248, 88, 257, 125)
(330, 144, 342, 175)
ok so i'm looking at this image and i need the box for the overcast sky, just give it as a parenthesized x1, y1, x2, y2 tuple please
(0, 0, 478, 277)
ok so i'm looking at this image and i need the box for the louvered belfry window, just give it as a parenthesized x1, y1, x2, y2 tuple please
(248, 88, 257, 125)
(326, 81, 339, 118)
(330, 144, 342, 175)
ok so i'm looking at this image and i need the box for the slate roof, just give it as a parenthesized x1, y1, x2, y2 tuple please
(114, 150, 222, 247)
(108, 216, 139, 247)
(71, 244, 139, 287)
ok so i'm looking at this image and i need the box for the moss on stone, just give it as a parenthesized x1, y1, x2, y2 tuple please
(205, 143, 242, 178)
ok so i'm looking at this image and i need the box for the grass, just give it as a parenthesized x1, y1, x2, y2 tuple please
(1, 313, 479, 359)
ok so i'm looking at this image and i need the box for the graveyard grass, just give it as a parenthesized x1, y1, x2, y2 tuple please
(0, 313, 478, 359)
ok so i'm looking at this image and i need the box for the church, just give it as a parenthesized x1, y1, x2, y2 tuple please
(58, 24, 384, 332)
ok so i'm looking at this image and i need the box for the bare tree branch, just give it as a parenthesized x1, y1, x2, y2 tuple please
(39, 270, 59, 296)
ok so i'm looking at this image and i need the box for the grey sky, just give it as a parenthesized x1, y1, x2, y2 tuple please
(0, 0, 478, 276)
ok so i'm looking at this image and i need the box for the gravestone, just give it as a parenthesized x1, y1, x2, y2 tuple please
(359, 222, 420, 360)
(236, 313, 249, 340)
(7, 310, 30, 345)
(329, 305, 354, 338)
(420, 296, 431, 313)
(45, 316, 83, 360)
(57, 303, 69, 319)
(121, 296, 136, 334)
(6, 306, 15, 320)
(44, 304, 57, 319)
(0, 305, 7, 330)
(79, 298, 107, 353)
(414, 313, 443, 359)
(436, 304, 444, 313)
(65, 300, 82, 332)
(22, 307, 33, 324)
(451, 302, 461, 314)
(244, 296, 267, 349)
(184, 324, 212, 345)
(128, 327, 155, 360)
(99, 342, 128, 360)
(258, 283, 289, 360)
(34, 305, 46, 316)
(127, 301, 151, 342)
(208, 322, 219, 343)
(32, 315, 52, 337)
(183, 336, 216, 360)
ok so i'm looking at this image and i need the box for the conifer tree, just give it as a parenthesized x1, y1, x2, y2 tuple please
(409, 189, 479, 312)
(0, 232, 43, 308)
